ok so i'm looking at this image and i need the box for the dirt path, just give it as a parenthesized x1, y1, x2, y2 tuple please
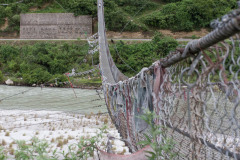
(159, 29, 209, 39)
(0, 29, 210, 40)
(106, 29, 209, 39)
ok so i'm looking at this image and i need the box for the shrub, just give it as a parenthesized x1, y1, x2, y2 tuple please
(0, 0, 238, 32)
(114, 0, 156, 15)
(0, 6, 6, 18)
(0, 45, 19, 63)
(4, 7, 13, 18)
(110, 32, 178, 75)
(50, 74, 68, 83)
(0, 71, 4, 83)
(0, 42, 93, 85)
(142, 0, 237, 31)
(14, 138, 55, 160)
(10, 15, 20, 29)
(23, 68, 52, 84)
(7, 60, 19, 72)
(0, 34, 177, 84)
(105, 9, 139, 31)
(138, 111, 176, 159)
(152, 32, 178, 57)
(58, 0, 142, 31)
(0, 147, 7, 160)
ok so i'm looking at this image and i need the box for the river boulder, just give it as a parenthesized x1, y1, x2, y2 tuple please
(5, 79, 13, 85)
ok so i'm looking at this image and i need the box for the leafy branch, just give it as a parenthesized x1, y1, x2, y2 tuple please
(138, 111, 176, 160)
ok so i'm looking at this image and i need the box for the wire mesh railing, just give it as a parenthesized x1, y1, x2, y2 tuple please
(98, 0, 240, 159)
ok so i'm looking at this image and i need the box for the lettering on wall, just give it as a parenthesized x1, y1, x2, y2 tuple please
(20, 13, 92, 39)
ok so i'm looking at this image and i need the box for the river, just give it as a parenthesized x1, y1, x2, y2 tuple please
(0, 85, 130, 158)
(0, 85, 107, 114)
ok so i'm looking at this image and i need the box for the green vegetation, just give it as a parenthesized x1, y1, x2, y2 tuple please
(2, 34, 236, 86)
(0, 33, 177, 85)
(142, 0, 237, 31)
(0, 71, 4, 83)
(0, 0, 51, 33)
(0, 0, 237, 34)
(14, 138, 56, 160)
(0, 0, 157, 34)
(161, 0, 181, 2)
(138, 111, 176, 160)
(63, 125, 107, 159)
(0, 41, 97, 85)
(0, 147, 7, 160)
(51, 0, 157, 31)
(0, 126, 108, 160)
(110, 32, 178, 76)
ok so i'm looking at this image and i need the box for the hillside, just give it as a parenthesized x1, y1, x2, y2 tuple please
(0, 0, 238, 86)
(0, 0, 237, 39)
(0, 33, 178, 86)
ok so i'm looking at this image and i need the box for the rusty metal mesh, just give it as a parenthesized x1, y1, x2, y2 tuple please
(157, 36, 240, 159)
(103, 35, 240, 159)
(98, 0, 240, 158)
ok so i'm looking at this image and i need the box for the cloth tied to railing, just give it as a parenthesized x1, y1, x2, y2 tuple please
(153, 61, 165, 110)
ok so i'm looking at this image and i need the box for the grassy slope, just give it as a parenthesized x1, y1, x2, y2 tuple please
(28, 2, 66, 14)
(0, 0, 165, 36)
(131, 1, 165, 33)
(30, 1, 164, 34)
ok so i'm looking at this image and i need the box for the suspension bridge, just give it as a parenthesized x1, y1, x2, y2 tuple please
(1, 0, 240, 159)
(97, 0, 240, 159)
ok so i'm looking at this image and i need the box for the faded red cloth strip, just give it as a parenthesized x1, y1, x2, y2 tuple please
(153, 61, 165, 107)
(99, 145, 152, 160)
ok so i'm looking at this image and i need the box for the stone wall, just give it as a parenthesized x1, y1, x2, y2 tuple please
(20, 13, 92, 39)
